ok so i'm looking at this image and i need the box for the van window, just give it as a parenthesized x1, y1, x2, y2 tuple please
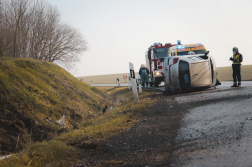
(179, 61, 191, 91)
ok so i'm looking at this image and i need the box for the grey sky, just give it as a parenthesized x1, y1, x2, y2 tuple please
(48, 0, 252, 77)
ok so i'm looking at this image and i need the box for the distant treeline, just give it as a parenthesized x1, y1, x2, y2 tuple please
(0, 0, 87, 69)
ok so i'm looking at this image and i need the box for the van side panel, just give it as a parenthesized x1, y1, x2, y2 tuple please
(191, 61, 211, 87)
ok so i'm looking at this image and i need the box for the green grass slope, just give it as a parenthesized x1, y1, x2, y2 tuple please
(0, 58, 109, 155)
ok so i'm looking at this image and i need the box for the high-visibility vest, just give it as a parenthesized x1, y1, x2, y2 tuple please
(233, 54, 241, 64)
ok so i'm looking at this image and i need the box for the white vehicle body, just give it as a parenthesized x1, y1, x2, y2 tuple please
(163, 52, 217, 94)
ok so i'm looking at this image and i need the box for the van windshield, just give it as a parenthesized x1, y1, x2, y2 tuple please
(177, 49, 207, 56)
(154, 47, 170, 59)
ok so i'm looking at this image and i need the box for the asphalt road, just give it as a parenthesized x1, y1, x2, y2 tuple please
(91, 81, 252, 91)
(170, 86, 252, 167)
(88, 81, 252, 166)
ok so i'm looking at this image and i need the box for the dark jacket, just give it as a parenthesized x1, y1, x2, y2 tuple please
(139, 67, 150, 75)
(231, 53, 243, 67)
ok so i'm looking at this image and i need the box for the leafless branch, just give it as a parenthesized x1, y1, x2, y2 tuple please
(0, 0, 87, 70)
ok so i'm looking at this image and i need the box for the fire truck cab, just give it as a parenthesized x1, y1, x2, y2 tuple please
(145, 42, 176, 87)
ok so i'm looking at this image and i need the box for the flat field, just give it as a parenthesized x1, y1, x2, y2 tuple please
(217, 64, 252, 81)
(77, 65, 252, 84)
(77, 73, 138, 84)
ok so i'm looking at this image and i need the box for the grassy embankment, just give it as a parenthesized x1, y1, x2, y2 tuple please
(0, 58, 155, 167)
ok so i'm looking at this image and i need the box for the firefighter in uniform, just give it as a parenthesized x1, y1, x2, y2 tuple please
(229, 47, 243, 87)
(139, 64, 149, 89)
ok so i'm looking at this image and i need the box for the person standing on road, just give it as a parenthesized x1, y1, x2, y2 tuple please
(139, 64, 149, 89)
(229, 47, 243, 87)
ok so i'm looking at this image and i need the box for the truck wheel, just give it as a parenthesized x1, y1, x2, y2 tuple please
(153, 78, 159, 87)
(154, 81, 158, 87)
(150, 82, 153, 87)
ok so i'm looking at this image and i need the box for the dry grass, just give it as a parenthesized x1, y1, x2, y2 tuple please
(0, 86, 156, 167)
(0, 140, 77, 167)
(0, 58, 111, 156)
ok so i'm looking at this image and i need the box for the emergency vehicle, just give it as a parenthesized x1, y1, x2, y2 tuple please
(145, 42, 176, 87)
(168, 43, 207, 57)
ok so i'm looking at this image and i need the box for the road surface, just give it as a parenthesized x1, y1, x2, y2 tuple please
(80, 81, 252, 166)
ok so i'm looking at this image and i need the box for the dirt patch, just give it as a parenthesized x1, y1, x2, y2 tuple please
(74, 93, 190, 166)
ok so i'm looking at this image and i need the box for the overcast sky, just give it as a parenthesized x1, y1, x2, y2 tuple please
(49, 0, 252, 77)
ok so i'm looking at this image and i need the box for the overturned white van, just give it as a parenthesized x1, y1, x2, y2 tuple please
(162, 44, 218, 94)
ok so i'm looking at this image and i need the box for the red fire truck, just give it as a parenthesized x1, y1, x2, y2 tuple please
(145, 42, 176, 87)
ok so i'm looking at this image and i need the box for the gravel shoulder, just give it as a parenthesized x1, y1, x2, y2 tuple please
(78, 92, 190, 166)
(75, 87, 252, 167)
(171, 87, 252, 167)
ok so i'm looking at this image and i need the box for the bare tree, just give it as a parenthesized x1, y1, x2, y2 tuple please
(0, 0, 87, 70)
(45, 23, 87, 69)
(1, 0, 30, 58)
